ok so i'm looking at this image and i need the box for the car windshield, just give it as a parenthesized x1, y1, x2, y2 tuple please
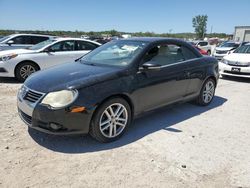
(81, 40, 148, 66)
(234, 45, 250, 53)
(29, 39, 57, 50)
(0, 36, 11, 43)
(220, 42, 239, 48)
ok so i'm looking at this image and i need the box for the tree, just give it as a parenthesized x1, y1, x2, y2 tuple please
(192, 15, 208, 39)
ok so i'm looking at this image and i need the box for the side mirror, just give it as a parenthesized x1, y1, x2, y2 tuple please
(43, 48, 54, 53)
(6, 40, 14, 46)
(141, 61, 162, 71)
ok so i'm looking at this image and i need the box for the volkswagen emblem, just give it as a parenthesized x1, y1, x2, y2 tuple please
(19, 86, 28, 99)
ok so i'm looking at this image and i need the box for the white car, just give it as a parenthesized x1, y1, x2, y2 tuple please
(193, 41, 212, 55)
(0, 38, 101, 81)
(0, 33, 54, 51)
(213, 41, 241, 60)
(219, 43, 250, 78)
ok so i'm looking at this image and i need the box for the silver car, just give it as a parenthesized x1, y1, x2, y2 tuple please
(0, 33, 54, 51)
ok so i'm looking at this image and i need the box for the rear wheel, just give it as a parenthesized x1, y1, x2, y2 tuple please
(15, 62, 39, 82)
(196, 78, 215, 106)
(89, 98, 132, 143)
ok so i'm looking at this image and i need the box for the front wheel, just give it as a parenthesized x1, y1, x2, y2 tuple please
(15, 62, 39, 82)
(89, 98, 132, 143)
(196, 78, 216, 106)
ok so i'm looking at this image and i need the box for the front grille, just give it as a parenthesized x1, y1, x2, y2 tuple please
(19, 110, 32, 125)
(216, 50, 228, 54)
(224, 71, 250, 75)
(227, 62, 250, 67)
(24, 89, 44, 103)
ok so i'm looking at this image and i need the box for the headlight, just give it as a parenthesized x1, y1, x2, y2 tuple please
(41, 90, 78, 109)
(221, 59, 229, 65)
(0, 53, 18, 61)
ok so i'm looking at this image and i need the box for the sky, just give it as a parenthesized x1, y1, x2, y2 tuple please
(0, 0, 249, 34)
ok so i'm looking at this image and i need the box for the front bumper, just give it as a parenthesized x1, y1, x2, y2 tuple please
(219, 62, 250, 78)
(17, 86, 93, 135)
(0, 61, 15, 77)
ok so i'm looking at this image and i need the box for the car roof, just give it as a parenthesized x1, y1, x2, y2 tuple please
(121, 37, 186, 43)
(9, 33, 54, 37)
(54, 37, 101, 45)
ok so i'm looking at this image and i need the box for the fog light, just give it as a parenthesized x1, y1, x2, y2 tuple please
(49, 123, 62, 130)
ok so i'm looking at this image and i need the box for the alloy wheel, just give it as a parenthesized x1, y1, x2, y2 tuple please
(20, 65, 36, 79)
(203, 80, 215, 103)
(99, 103, 128, 138)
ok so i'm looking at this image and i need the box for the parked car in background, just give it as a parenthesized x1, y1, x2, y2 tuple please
(0, 38, 101, 81)
(219, 43, 250, 78)
(213, 41, 242, 60)
(17, 38, 219, 142)
(193, 41, 212, 55)
(188, 42, 208, 55)
(0, 34, 54, 51)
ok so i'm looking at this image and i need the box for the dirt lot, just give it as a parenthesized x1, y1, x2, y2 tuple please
(0, 76, 250, 188)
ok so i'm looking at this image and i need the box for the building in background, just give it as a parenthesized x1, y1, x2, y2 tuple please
(234, 26, 250, 42)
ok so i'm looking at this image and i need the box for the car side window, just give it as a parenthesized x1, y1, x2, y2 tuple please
(76, 41, 98, 51)
(199, 42, 208, 46)
(30, 36, 49, 44)
(10, 36, 32, 44)
(181, 46, 198, 60)
(143, 44, 185, 66)
(49, 41, 75, 52)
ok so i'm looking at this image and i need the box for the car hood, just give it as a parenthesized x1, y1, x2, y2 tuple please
(0, 49, 37, 56)
(215, 47, 235, 51)
(224, 53, 250, 63)
(24, 62, 124, 93)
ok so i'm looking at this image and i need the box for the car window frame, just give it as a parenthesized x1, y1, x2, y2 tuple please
(47, 40, 76, 52)
(75, 40, 99, 51)
(139, 42, 198, 68)
(8, 35, 33, 45)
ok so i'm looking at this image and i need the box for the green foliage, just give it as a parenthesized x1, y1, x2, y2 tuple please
(192, 15, 208, 39)
(0, 29, 229, 40)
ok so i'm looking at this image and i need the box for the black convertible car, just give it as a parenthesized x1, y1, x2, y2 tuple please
(17, 38, 219, 142)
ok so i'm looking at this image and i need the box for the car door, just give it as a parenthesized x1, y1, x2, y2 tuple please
(180, 46, 206, 97)
(134, 43, 190, 112)
(36, 40, 77, 69)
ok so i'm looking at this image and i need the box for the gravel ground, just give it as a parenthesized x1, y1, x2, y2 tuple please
(0, 76, 250, 188)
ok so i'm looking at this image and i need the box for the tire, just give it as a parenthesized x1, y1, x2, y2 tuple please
(89, 97, 132, 143)
(15, 62, 39, 82)
(196, 78, 215, 106)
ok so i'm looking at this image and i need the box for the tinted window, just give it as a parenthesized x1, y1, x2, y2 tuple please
(49, 41, 75, 52)
(76, 41, 98, 51)
(10, 36, 32, 44)
(182, 46, 198, 60)
(198, 42, 208, 46)
(30, 36, 49, 44)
